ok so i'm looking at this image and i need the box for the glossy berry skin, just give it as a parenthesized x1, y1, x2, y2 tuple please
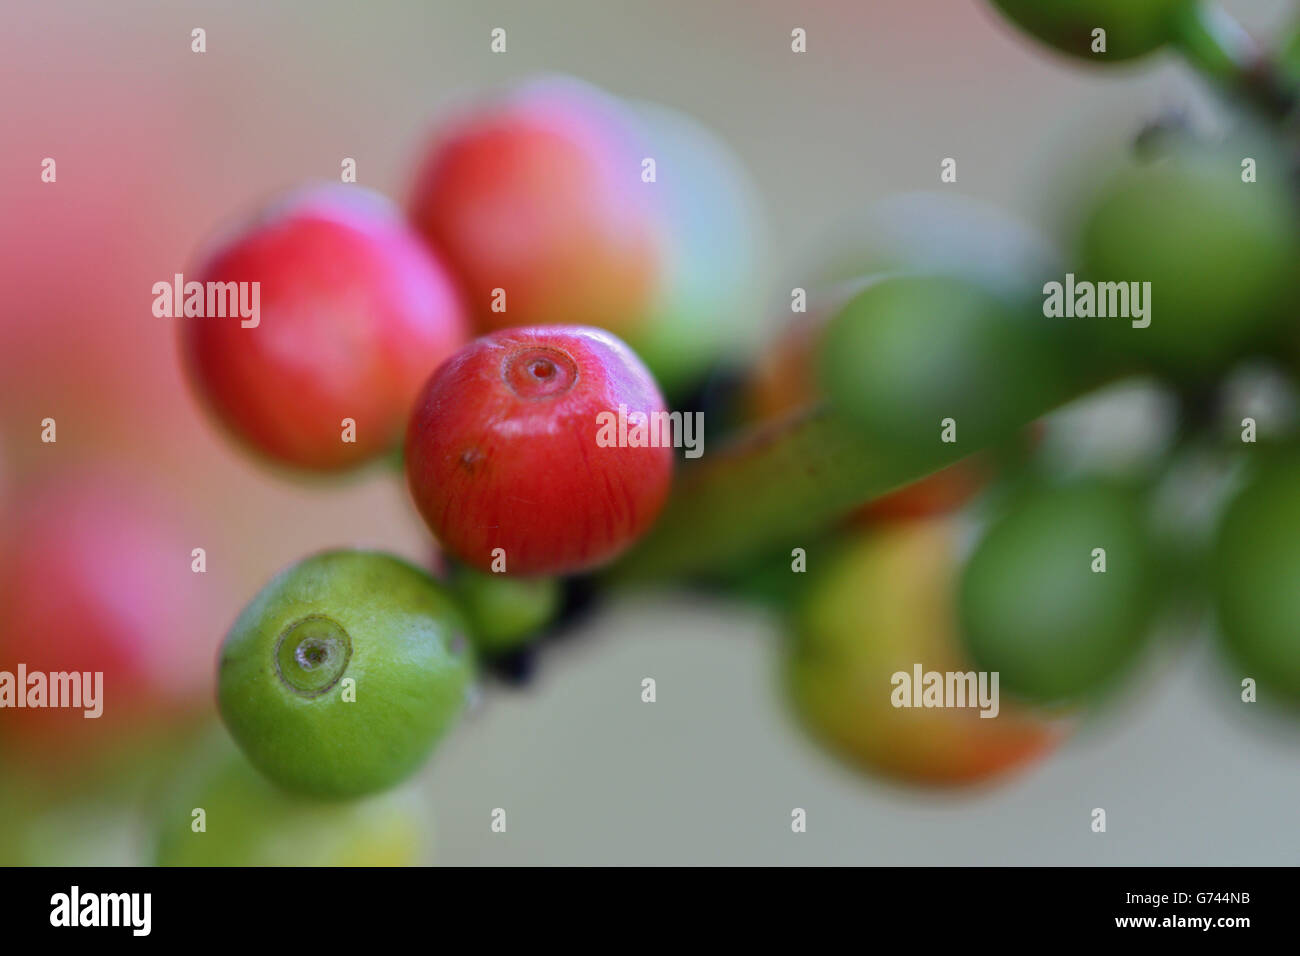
(217, 550, 471, 799)
(409, 79, 658, 338)
(406, 327, 673, 576)
(0, 477, 218, 772)
(959, 481, 1157, 705)
(786, 520, 1063, 787)
(182, 186, 468, 471)
(155, 734, 431, 866)
(1213, 457, 1300, 706)
(988, 0, 1189, 62)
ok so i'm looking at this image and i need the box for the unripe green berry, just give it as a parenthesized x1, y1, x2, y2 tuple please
(1077, 145, 1300, 376)
(988, 0, 1189, 62)
(958, 481, 1157, 704)
(451, 566, 562, 655)
(819, 274, 1068, 461)
(1213, 455, 1300, 707)
(218, 550, 471, 799)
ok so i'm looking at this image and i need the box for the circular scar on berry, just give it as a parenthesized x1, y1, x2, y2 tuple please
(217, 550, 472, 799)
(406, 326, 673, 576)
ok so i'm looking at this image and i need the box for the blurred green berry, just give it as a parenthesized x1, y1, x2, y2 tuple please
(218, 550, 471, 799)
(819, 274, 1069, 462)
(959, 481, 1158, 704)
(155, 734, 430, 866)
(988, 0, 1189, 62)
(451, 566, 561, 654)
(1077, 145, 1300, 375)
(1213, 456, 1300, 706)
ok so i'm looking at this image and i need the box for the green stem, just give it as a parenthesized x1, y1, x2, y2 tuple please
(605, 359, 1123, 587)
(605, 408, 946, 583)
(1172, 1, 1296, 121)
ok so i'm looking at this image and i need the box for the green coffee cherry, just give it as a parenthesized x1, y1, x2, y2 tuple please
(1213, 456, 1300, 706)
(819, 274, 1071, 463)
(218, 550, 471, 799)
(958, 481, 1158, 704)
(1281, 15, 1300, 85)
(451, 566, 561, 654)
(155, 734, 430, 866)
(1077, 144, 1300, 376)
(988, 0, 1189, 62)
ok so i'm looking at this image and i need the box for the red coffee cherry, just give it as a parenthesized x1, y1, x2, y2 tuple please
(405, 327, 673, 576)
(0, 477, 222, 772)
(408, 79, 660, 339)
(182, 186, 468, 472)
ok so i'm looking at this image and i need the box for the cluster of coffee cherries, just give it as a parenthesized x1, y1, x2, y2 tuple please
(9, 1, 1298, 865)
(168, 77, 765, 836)
(180, 1, 1300, 845)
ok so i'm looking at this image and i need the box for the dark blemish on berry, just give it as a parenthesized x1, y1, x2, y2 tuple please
(460, 449, 483, 472)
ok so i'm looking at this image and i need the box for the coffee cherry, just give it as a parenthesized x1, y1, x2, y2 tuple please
(959, 481, 1157, 704)
(155, 734, 431, 866)
(217, 550, 471, 798)
(786, 520, 1063, 786)
(1213, 456, 1300, 706)
(405, 327, 673, 576)
(744, 284, 991, 523)
(408, 77, 761, 397)
(745, 194, 1057, 522)
(409, 79, 654, 334)
(0, 477, 219, 772)
(1076, 145, 1300, 376)
(182, 186, 468, 471)
(450, 565, 562, 654)
(987, 0, 1189, 62)
(820, 274, 1069, 463)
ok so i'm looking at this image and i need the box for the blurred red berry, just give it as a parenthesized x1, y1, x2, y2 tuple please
(406, 327, 672, 576)
(0, 477, 220, 770)
(182, 186, 468, 472)
(408, 79, 661, 339)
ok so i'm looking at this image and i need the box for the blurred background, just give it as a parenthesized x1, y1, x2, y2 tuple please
(1, 0, 1298, 865)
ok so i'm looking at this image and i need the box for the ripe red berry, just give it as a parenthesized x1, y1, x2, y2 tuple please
(405, 327, 673, 576)
(407, 77, 763, 397)
(182, 186, 468, 471)
(409, 80, 659, 338)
